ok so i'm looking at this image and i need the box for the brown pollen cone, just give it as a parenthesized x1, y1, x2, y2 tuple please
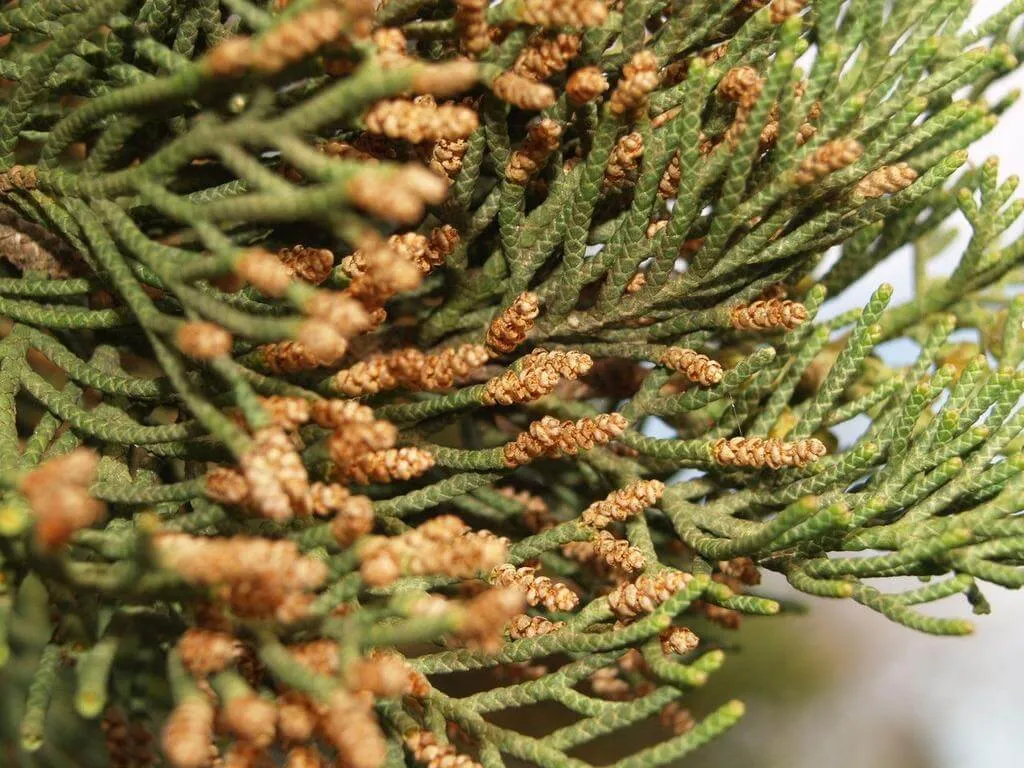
(487, 292, 541, 354)
(660, 347, 724, 386)
(711, 436, 826, 469)
(730, 298, 809, 331)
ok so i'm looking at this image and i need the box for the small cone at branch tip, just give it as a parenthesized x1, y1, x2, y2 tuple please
(660, 347, 723, 386)
(310, 398, 375, 427)
(794, 138, 863, 185)
(507, 119, 563, 184)
(516, 0, 608, 28)
(608, 571, 692, 619)
(235, 248, 292, 297)
(405, 729, 483, 768)
(334, 446, 435, 484)
(363, 98, 478, 143)
(347, 164, 448, 224)
(347, 650, 429, 697)
(719, 66, 763, 108)
(660, 702, 696, 735)
(328, 494, 375, 545)
(482, 348, 591, 405)
(304, 291, 373, 334)
(491, 563, 579, 611)
(284, 746, 326, 768)
(327, 419, 398, 464)
(152, 533, 327, 622)
(492, 70, 557, 110)
(295, 322, 348, 366)
(514, 33, 580, 82)
(661, 626, 700, 655)
(454, 0, 490, 55)
(506, 614, 565, 639)
(221, 695, 276, 748)
(0, 164, 37, 193)
(609, 51, 659, 116)
(177, 628, 243, 677)
(604, 132, 645, 189)
(770, 0, 806, 22)
(19, 449, 105, 551)
(358, 517, 507, 586)
(487, 292, 541, 354)
(176, 322, 233, 360)
(730, 298, 809, 330)
(855, 163, 918, 198)
(321, 690, 388, 768)
(259, 339, 330, 374)
(161, 698, 214, 768)
(582, 479, 665, 528)
(592, 530, 646, 573)
(426, 137, 469, 180)
(276, 244, 334, 285)
(205, 5, 359, 76)
(503, 413, 628, 467)
(567, 66, 609, 104)
(712, 436, 827, 469)
(455, 587, 527, 651)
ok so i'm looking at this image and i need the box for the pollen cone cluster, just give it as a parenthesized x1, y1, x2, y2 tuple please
(2, 1, 1023, 766)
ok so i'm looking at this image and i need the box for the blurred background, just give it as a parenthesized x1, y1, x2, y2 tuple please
(678, 2, 1024, 766)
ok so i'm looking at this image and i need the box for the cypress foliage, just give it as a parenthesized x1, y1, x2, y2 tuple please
(0, 0, 1023, 765)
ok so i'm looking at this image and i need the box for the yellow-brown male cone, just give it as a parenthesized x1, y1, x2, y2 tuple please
(581, 479, 666, 528)
(487, 292, 541, 354)
(492, 71, 556, 110)
(506, 119, 563, 184)
(730, 298, 809, 331)
(566, 66, 609, 105)
(712, 436, 826, 469)
(491, 564, 579, 611)
(855, 163, 918, 198)
(517, 0, 608, 27)
(609, 571, 692, 619)
(660, 347, 723, 386)
(609, 51, 659, 117)
(503, 413, 628, 467)
(482, 349, 592, 405)
(794, 138, 863, 185)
